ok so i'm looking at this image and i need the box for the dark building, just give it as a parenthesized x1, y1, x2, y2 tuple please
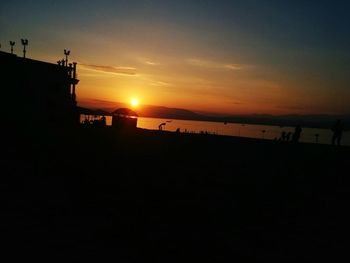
(112, 108, 138, 129)
(0, 51, 79, 129)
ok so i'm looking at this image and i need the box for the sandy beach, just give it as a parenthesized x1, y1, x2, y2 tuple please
(2, 126, 349, 261)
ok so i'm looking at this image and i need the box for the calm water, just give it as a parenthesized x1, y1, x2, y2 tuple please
(80, 115, 349, 146)
(137, 117, 350, 146)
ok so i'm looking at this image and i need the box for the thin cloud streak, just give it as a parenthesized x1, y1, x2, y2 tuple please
(80, 63, 137, 76)
(148, 80, 170, 87)
(145, 60, 160, 66)
(186, 58, 247, 71)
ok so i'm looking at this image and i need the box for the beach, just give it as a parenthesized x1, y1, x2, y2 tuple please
(2, 126, 350, 261)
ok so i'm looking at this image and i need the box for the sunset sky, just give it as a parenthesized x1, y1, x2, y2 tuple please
(1, 0, 349, 115)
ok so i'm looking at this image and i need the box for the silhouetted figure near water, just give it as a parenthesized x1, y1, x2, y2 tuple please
(332, 120, 343, 146)
(286, 132, 292, 142)
(315, 133, 320, 143)
(280, 131, 286, 141)
(292, 125, 302, 143)
(101, 116, 106, 126)
(159, 123, 166, 131)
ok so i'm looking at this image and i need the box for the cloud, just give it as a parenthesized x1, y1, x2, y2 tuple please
(133, 56, 161, 66)
(276, 105, 306, 110)
(186, 58, 245, 71)
(148, 80, 170, 87)
(144, 60, 160, 66)
(225, 64, 243, 70)
(80, 63, 137, 76)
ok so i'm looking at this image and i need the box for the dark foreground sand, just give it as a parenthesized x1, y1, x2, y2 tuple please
(2, 126, 350, 261)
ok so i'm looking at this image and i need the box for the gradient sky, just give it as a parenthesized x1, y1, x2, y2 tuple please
(1, 0, 350, 115)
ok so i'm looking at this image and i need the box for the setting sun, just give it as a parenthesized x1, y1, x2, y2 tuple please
(131, 98, 139, 107)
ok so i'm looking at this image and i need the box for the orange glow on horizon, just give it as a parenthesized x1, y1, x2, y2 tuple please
(75, 52, 350, 116)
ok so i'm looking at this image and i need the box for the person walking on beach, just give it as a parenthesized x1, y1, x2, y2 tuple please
(292, 125, 302, 143)
(101, 115, 106, 126)
(158, 122, 166, 131)
(332, 119, 343, 146)
(280, 131, 286, 141)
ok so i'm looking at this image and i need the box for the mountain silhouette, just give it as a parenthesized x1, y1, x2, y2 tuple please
(78, 98, 350, 129)
(139, 105, 202, 120)
(78, 99, 202, 120)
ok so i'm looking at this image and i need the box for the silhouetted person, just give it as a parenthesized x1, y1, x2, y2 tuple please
(83, 118, 90, 125)
(332, 120, 343, 146)
(101, 116, 106, 126)
(280, 131, 286, 141)
(286, 132, 292, 142)
(159, 123, 166, 130)
(315, 133, 320, 143)
(292, 125, 302, 143)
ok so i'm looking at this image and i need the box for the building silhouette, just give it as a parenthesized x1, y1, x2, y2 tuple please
(111, 108, 138, 129)
(0, 50, 79, 128)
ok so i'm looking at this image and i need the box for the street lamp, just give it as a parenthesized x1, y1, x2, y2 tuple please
(21, 39, 28, 58)
(64, 49, 70, 66)
(9, 41, 15, 54)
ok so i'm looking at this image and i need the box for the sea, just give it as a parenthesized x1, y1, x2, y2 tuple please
(80, 115, 350, 146)
(137, 117, 350, 146)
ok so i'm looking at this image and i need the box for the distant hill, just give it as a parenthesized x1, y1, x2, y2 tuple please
(78, 99, 350, 130)
(211, 114, 350, 130)
(138, 105, 203, 120)
(78, 99, 203, 120)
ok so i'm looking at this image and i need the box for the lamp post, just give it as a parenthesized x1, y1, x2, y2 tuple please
(64, 49, 70, 66)
(10, 41, 15, 54)
(21, 39, 28, 58)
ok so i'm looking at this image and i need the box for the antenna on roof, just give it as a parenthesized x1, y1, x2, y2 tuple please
(9, 41, 15, 54)
(64, 49, 70, 66)
(21, 39, 28, 58)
